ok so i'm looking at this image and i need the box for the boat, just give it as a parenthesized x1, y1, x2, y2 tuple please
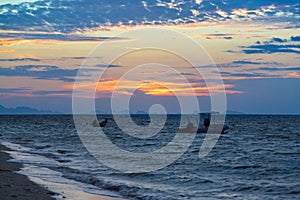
(92, 118, 109, 127)
(178, 121, 195, 133)
(197, 112, 229, 134)
(179, 112, 229, 134)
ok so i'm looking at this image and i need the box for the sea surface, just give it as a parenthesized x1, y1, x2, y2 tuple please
(0, 115, 299, 199)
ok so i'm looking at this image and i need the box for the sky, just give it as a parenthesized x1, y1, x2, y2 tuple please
(0, 0, 299, 114)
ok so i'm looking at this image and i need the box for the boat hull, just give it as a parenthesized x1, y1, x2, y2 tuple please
(178, 125, 229, 134)
(197, 125, 229, 134)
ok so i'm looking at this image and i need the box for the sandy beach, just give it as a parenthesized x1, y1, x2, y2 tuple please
(0, 144, 56, 200)
(0, 142, 123, 200)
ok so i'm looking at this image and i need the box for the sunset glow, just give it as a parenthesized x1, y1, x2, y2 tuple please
(0, 0, 299, 114)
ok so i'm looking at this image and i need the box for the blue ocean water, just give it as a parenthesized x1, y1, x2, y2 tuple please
(0, 115, 299, 199)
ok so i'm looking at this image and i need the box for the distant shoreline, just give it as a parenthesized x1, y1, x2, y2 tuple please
(1, 114, 300, 116)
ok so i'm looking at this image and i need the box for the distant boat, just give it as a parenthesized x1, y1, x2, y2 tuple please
(92, 118, 109, 127)
(100, 118, 108, 127)
(178, 121, 195, 133)
(179, 112, 229, 134)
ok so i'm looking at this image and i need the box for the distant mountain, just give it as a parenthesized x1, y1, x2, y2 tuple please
(0, 104, 61, 114)
(134, 110, 148, 115)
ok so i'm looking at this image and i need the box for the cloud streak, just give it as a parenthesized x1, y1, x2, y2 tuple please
(0, 65, 78, 82)
(240, 35, 300, 54)
(0, 87, 30, 94)
(242, 44, 300, 54)
(0, 58, 40, 62)
(0, 31, 126, 43)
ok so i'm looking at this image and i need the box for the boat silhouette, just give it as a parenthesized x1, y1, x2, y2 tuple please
(179, 112, 229, 134)
(92, 118, 109, 127)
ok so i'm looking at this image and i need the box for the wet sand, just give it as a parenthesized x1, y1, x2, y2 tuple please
(0, 143, 122, 200)
(0, 144, 56, 200)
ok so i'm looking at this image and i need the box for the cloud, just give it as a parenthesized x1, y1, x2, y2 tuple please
(239, 35, 300, 54)
(217, 60, 282, 69)
(0, 38, 29, 46)
(232, 60, 281, 65)
(0, 87, 30, 93)
(180, 72, 196, 76)
(221, 71, 269, 79)
(291, 36, 300, 42)
(95, 64, 123, 68)
(270, 37, 288, 43)
(240, 35, 300, 54)
(0, 58, 40, 62)
(0, 65, 78, 82)
(232, 60, 262, 65)
(195, 33, 256, 40)
(257, 66, 300, 71)
(0, 32, 125, 42)
(220, 64, 300, 80)
(59, 56, 87, 60)
(31, 90, 71, 95)
(0, 0, 298, 32)
(0, 87, 72, 97)
(285, 72, 300, 78)
(0, 0, 39, 6)
(223, 36, 233, 40)
(242, 44, 300, 54)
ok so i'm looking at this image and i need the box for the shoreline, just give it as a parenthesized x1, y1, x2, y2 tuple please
(0, 142, 123, 200)
(0, 144, 57, 200)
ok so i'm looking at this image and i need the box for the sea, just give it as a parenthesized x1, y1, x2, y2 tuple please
(0, 115, 299, 199)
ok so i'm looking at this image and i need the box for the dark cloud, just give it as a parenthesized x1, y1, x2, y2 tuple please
(241, 44, 300, 54)
(217, 60, 282, 69)
(258, 67, 300, 71)
(291, 36, 300, 42)
(261, 36, 300, 44)
(0, 87, 30, 93)
(204, 34, 234, 40)
(0, 87, 72, 96)
(241, 35, 300, 54)
(59, 57, 87, 60)
(0, 58, 40, 62)
(32, 90, 72, 95)
(180, 72, 196, 76)
(232, 60, 281, 65)
(224, 50, 238, 53)
(270, 37, 288, 43)
(221, 71, 271, 78)
(239, 35, 300, 54)
(232, 60, 262, 65)
(220, 65, 300, 79)
(0, 65, 79, 82)
(0, 32, 125, 42)
(223, 36, 233, 40)
(206, 34, 233, 37)
(95, 64, 123, 68)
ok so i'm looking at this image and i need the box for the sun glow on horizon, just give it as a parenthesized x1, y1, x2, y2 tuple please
(66, 79, 240, 98)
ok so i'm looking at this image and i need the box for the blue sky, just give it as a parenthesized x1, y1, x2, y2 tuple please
(0, 0, 299, 114)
